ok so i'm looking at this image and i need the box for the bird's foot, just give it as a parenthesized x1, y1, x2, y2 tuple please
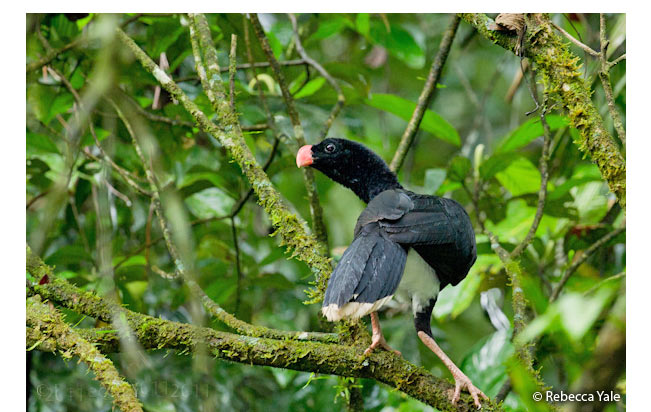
(363, 334, 401, 356)
(450, 369, 488, 409)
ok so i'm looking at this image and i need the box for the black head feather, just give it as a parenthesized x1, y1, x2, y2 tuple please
(307, 138, 402, 203)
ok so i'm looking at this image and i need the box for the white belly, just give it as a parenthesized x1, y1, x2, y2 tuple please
(395, 248, 441, 316)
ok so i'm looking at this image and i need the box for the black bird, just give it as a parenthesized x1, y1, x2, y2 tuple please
(297, 138, 487, 408)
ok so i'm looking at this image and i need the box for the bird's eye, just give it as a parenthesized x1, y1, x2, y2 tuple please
(325, 143, 336, 153)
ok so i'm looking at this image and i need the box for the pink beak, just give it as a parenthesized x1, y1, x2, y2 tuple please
(296, 145, 314, 168)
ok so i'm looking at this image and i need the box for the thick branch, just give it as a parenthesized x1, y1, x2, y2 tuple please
(26, 296, 142, 412)
(389, 15, 460, 173)
(460, 13, 626, 208)
(27, 275, 500, 412)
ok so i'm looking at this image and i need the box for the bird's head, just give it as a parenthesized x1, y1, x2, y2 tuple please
(296, 138, 401, 203)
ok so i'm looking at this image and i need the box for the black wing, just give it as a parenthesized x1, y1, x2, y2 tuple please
(322, 222, 407, 321)
(321, 189, 476, 320)
(322, 190, 411, 321)
(378, 192, 477, 287)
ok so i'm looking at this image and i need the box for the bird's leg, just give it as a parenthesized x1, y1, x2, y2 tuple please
(417, 331, 488, 408)
(363, 312, 401, 356)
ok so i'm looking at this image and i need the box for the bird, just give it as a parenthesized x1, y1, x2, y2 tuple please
(296, 138, 488, 408)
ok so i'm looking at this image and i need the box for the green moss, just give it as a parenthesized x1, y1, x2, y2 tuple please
(460, 14, 625, 209)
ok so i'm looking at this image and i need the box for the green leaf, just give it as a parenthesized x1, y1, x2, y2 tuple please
(461, 330, 514, 397)
(487, 199, 559, 241)
(447, 156, 472, 182)
(27, 132, 60, 155)
(423, 168, 446, 194)
(433, 256, 493, 320)
(147, 19, 186, 56)
(112, 255, 147, 268)
(266, 31, 284, 59)
(308, 16, 352, 42)
(80, 127, 110, 147)
(355, 13, 370, 37)
(558, 289, 614, 341)
(365, 94, 460, 146)
(547, 176, 600, 201)
(496, 115, 569, 153)
(293, 77, 326, 99)
(495, 156, 541, 196)
(479, 152, 519, 180)
(51, 14, 79, 42)
(369, 20, 424, 69)
(45, 245, 92, 266)
(185, 187, 235, 219)
(124, 281, 149, 301)
(573, 181, 610, 224)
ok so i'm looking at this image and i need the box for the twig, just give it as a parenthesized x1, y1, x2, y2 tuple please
(26, 191, 48, 210)
(121, 13, 175, 27)
(389, 15, 460, 173)
(175, 59, 309, 82)
(228, 34, 238, 110)
(510, 71, 551, 258)
(609, 53, 626, 67)
(231, 218, 243, 314)
(288, 13, 345, 141)
(27, 37, 84, 73)
(68, 196, 91, 254)
(47, 65, 153, 197)
(551, 21, 599, 57)
(584, 270, 625, 296)
(249, 14, 329, 248)
(550, 226, 625, 302)
(598, 14, 626, 148)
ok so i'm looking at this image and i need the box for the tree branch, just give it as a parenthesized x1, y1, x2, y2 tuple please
(27, 263, 501, 412)
(249, 14, 330, 248)
(598, 13, 626, 148)
(389, 14, 460, 173)
(26, 37, 84, 73)
(115, 27, 333, 303)
(510, 73, 552, 258)
(550, 226, 625, 302)
(459, 13, 626, 209)
(26, 296, 142, 412)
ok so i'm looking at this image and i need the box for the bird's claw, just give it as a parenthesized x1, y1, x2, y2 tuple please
(451, 373, 488, 409)
(363, 336, 401, 356)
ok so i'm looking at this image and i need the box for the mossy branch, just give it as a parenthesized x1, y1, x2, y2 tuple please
(27, 263, 502, 411)
(248, 13, 330, 248)
(115, 27, 333, 302)
(26, 296, 142, 412)
(459, 13, 626, 209)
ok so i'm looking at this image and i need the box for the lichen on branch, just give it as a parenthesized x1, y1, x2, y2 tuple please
(459, 13, 626, 209)
(26, 296, 142, 412)
(115, 27, 333, 302)
(27, 265, 501, 412)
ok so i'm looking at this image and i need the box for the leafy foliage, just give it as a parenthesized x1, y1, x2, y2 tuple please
(27, 13, 625, 411)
